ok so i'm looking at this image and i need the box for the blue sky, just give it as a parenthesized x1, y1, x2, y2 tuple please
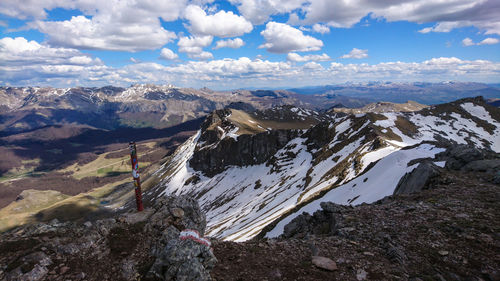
(0, 0, 499, 89)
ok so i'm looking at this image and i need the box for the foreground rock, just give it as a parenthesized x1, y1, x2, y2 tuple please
(0, 196, 216, 281)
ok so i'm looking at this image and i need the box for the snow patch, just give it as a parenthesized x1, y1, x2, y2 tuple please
(265, 144, 445, 238)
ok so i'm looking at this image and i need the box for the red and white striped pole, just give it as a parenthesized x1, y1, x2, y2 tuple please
(129, 141, 144, 211)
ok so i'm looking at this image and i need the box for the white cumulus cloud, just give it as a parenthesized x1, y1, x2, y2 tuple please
(2, 46, 500, 89)
(177, 35, 214, 60)
(287, 52, 330, 62)
(34, 14, 177, 52)
(0, 36, 107, 86)
(214, 38, 245, 49)
(184, 5, 253, 38)
(191, 51, 214, 60)
(478, 37, 500, 45)
(462, 37, 499, 46)
(462, 37, 475, 46)
(160, 48, 179, 60)
(340, 48, 368, 59)
(0, 37, 99, 66)
(312, 23, 330, 34)
(228, 0, 304, 25)
(6, 0, 185, 51)
(298, 0, 500, 36)
(259, 22, 323, 53)
(178, 35, 213, 54)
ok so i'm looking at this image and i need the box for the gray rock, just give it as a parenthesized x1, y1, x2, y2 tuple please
(356, 269, 367, 281)
(190, 110, 300, 176)
(171, 208, 185, 218)
(283, 212, 313, 238)
(5, 252, 52, 281)
(148, 238, 217, 281)
(493, 172, 500, 184)
(462, 159, 500, 173)
(394, 162, 441, 195)
(444, 145, 485, 170)
(121, 260, 137, 280)
(282, 203, 345, 238)
(148, 196, 206, 234)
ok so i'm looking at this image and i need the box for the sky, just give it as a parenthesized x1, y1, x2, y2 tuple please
(0, 0, 499, 90)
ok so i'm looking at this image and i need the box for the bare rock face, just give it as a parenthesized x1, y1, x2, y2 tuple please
(190, 109, 300, 176)
(282, 202, 345, 239)
(4, 251, 52, 281)
(190, 129, 299, 176)
(393, 161, 442, 195)
(445, 145, 485, 170)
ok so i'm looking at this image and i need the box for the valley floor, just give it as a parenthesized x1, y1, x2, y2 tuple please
(211, 169, 499, 281)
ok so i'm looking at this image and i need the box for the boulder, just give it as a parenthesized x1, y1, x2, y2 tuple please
(147, 235, 217, 281)
(282, 202, 345, 238)
(393, 162, 441, 195)
(444, 144, 485, 170)
(149, 196, 206, 234)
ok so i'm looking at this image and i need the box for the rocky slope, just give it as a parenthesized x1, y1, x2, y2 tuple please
(149, 96, 499, 242)
(212, 166, 499, 281)
(0, 196, 217, 281)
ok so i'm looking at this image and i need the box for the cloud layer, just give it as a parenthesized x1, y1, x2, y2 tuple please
(0, 0, 499, 88)
(2, 37, 498, 88)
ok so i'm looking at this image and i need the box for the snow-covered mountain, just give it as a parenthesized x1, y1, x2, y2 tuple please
(146, 97, 500, 242)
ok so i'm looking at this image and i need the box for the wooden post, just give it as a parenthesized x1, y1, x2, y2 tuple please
(129, 141, 144, 211)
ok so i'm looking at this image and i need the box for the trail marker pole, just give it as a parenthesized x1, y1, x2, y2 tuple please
(129, 141, 144, 211)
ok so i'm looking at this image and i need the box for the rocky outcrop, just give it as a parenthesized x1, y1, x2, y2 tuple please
(444, 145, 486, 170)
(191, 129, 300, 176)
(0, 195, 216, 281)
(393, 161, 442, 195)
(282, 202, 346, 239)
(148, 232, 217, 281)
(190, 109, 301, 176)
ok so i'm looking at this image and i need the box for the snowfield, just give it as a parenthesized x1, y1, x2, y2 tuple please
(265, 144, 444, 238)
